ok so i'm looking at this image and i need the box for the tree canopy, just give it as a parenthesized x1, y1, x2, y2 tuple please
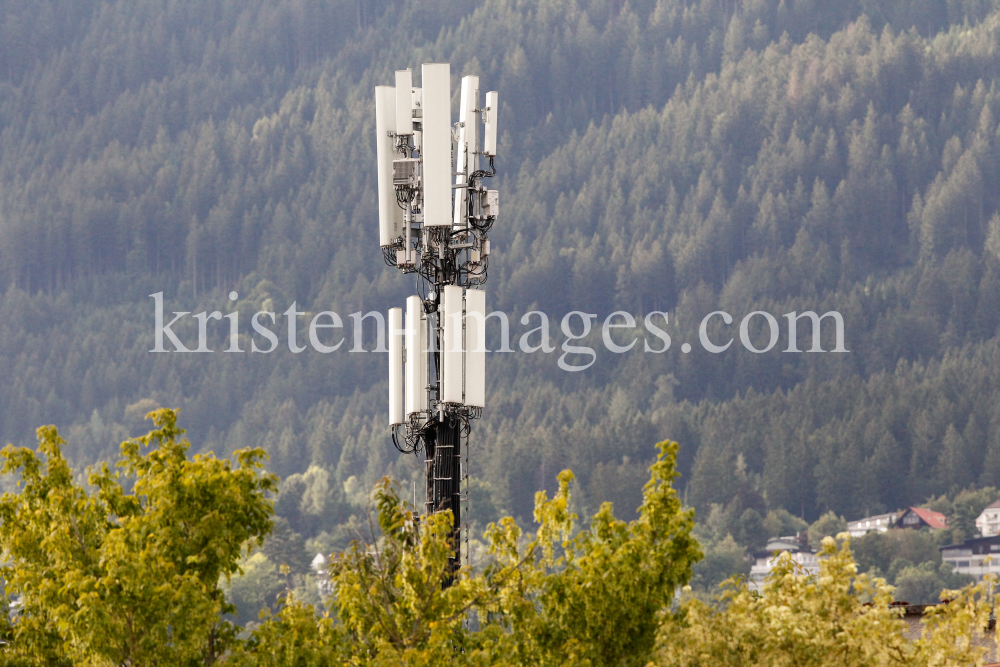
(0, 408, 278, 665)
(3, 417, 994, 665)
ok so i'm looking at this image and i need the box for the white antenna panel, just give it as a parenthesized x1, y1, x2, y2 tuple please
(421, 63, 452, 227)
(441, 285, 464, 404)
(375, 86, 404, 245)
(453, 75, 479, 228)
(394, 69, 413, 135)
(464, 288, 486, 408)
(419, 307, 428, 411)
(484, 91, 498, 157)
(405, 296, 426, 416)
(388, 307, 404, 425)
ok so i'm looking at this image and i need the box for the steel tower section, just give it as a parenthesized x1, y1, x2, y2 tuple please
(376, 64, 499, 574)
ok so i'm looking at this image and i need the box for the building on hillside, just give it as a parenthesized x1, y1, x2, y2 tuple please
(897, 507, 947, 530)
(311, 552, 333, 598)
(761, 534, 807, 552)
(847, 511, 898, 537)
(940, 534, 1000, 581)
(748, 534, 820, 593)
(976, 499, 1000, 537)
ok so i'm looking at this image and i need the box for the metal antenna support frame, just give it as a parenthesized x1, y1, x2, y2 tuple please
(379, 67, 498, 578)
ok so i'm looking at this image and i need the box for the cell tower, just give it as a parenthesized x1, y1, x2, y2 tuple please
(375, 64, 498, 572)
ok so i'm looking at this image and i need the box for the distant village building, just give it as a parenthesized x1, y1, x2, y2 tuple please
(975, 499, 1000, 537)
(940, 534, 1000, 581)
(311, 552, 333, 598)
(749, 534, 820, 592)
(847, 511, 898, 537)
(753, 506, 951, 592)
(846, 507, 943, 538)
(896, 507, 947, 530)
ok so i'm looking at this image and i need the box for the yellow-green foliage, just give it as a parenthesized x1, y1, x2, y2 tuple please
(2, 424, 998, 666)
(659, 536, 996, 667)
(236, 439, 702, 666)
(242, 451, 1000, 667)
(0, 409, 278, 665)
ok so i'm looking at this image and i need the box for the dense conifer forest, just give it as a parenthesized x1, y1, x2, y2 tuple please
(4, 0, 1000, 605)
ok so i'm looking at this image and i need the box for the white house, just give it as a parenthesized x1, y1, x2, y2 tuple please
(748, 535, 821, 592)
(940, 534, 1000, 580)
(311, 552, 333, 598)
(975, 499, 1000, 537)
(847, 512, 898, 537)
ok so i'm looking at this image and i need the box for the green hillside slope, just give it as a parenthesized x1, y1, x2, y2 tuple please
(2, 0, 1000, 545)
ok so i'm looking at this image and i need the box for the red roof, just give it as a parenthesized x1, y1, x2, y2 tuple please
(909, 507, 947, 529)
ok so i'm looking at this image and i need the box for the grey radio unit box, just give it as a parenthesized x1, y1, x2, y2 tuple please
(393, 158, 420, 187)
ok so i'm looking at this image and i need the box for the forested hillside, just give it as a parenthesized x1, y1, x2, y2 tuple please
(3, 0, 1000, 593)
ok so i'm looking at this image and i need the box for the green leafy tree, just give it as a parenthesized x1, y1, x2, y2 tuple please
(233, 439, 701, 666)
(808, 510, 848, 549)
(852, 528, 942, 580)
(689, 534, 751, 594)
(737, 508, 769, 552)
(0, 408, 278, 665)
(225, 552, 287, 623)
(893, 561, 975, 605)
(657, 535, 996, 667)
(763, 508, 809, 538)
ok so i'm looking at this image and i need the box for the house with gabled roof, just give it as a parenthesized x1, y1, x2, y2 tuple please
(897, 507, 947, 530)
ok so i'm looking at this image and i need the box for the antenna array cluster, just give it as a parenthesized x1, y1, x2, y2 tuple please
(375, 64, 500, 563)
(375, 63, 499, 451)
